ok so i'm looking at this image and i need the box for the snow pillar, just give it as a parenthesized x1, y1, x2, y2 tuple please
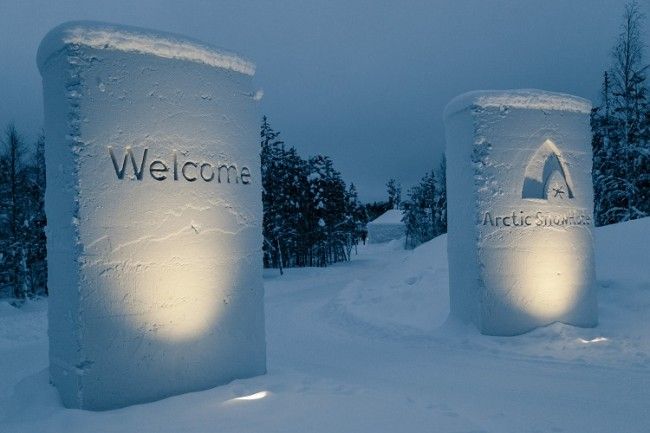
(37, 21, 266, 410)
(443, 90, 598, 336)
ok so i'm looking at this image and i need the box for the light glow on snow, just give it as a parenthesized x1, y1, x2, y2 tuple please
(505, 230, 588, 321)
(231, 391, 268, 401)
(98, 225, 239, 343)
(578, 337, 608, 344)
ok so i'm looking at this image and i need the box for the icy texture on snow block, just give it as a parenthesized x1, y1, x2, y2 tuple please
(37, 21, 255, 76)
(443, 89, 598, 336)
(38, 21, 266, 410)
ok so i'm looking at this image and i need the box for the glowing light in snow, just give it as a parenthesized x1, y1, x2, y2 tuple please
(578, 337, 608, 344)
(500, 227, 590, 321)
(95, 206, 243, 343)
(505, 139, 588, 321)
(232, 391, 268, 401)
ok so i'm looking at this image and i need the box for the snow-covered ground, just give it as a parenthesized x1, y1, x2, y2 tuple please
(1, 218, 649, 432)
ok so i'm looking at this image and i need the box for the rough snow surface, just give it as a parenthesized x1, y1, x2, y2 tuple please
(444, 89, 592, 117)
(39, 21, 264, 410)
(1, 218, 649, 432)
(37, 21, 255, 75)
(335, 218, 650, 369)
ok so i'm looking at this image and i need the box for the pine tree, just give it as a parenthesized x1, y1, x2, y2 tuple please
(364, 201, 391, 222)
(403, 170, 436, 249)
(592, 72, 611, 226)
(592, 1, 649, 225)
(0, 125, 49, 299)
(0, 132, 8, 296)
(612, 1, 647, 220)
(24, 132, 47, 295)
(344, 183, 366, 258)
(1, 124, 27, 299)
(307, 155, 348, 265)
(260, 116, 358, 270)
(278, 146, 311, 267)
(402, 158, 448, 249)
(260, 115, 286, 271)
(386, 178, 402, 210)
(640, 105, 650, 216)
(434, 155, 447, 235)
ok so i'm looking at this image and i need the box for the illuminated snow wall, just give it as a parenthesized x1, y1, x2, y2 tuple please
(38, 21, 266, 410)
(443, 90, 598, 336)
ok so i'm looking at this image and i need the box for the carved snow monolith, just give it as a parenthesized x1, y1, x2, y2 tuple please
(38, 21, 266, 410)
(443, 89, 598, 336)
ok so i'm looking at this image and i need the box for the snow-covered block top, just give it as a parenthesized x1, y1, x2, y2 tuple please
(37, 21, 255, 76)
(443, 89, 592, 118)
(368, 209, 405, 226)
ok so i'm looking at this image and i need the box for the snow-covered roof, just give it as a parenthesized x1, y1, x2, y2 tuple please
(444, 89, 592, 118)
(37, 21, 255, 76)
(368, 209, 405, 225)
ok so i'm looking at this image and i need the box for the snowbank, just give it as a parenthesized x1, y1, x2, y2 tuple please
(333, 235, 449, 335)
(335, 217, 650, 367)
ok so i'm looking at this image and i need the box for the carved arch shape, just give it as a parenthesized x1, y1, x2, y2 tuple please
(522, 139, 574, 200)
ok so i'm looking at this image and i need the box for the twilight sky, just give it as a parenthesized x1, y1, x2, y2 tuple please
(1, 0, 649, 201)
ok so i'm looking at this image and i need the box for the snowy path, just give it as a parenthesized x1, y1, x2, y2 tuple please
(1, 219, 649, 432)
(264, 242, 650, 433)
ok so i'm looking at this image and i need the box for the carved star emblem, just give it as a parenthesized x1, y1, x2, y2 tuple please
(552, 185, 565, 198)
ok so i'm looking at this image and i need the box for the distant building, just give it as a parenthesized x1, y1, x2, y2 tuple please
(367, 209, 405, 243)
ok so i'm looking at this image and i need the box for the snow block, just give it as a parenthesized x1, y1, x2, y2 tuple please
(443, 90, 598, 336)
(37, 21, 266, 410)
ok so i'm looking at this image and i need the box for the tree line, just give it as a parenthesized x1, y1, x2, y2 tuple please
(0, 125, 47, 299)
(399, 157, 447, 250)
(0, 1, 648, 298)
(261, 116, 368, 271)
(0, 115, 369, 300)
(591, 1, 649, 226)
